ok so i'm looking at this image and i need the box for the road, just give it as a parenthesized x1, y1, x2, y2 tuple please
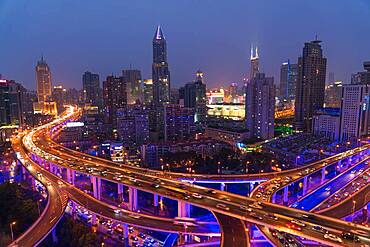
(9, 136, 69, 247)
(22, 106, 370, 246)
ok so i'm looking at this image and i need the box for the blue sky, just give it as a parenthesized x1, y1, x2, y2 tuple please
(0, 0, 369, 89)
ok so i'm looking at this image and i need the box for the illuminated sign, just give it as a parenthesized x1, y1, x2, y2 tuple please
(66, 122, 84, 128)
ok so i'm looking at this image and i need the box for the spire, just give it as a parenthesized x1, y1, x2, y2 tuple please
(250, 44, 259, 60)
(250, 45, 254, 60)
(154, 25, 164, 40)
(255, 46, 259, 59)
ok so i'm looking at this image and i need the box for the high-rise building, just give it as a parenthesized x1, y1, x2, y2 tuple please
(152, 25, 170, 105)
(250, 45, 259, 79)
(182, 70, 207, 128)
(339, 84, 370, 141)
(117, 105, 149, 147)
(294, 40, 327, 132)
(351, 61, 370, 85)
(103, 75, 127, 125)
(163, 104, 195, 142)
(0, 79, 23, 126)
(52, 85, 67, 113)
(82, 71, 101, 107)
(35, 56, 52, 103)
(123, 69, 142, 104)
(324, 81, 343, 108)
(143, 79, 153, 104)
(245, 73, 275, 140)
(279, 61, 298, 102)
(312, 108, 340, 141)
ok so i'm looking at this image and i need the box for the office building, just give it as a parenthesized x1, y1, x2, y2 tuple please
(117, 105, 149, 147)
(163, 104, 195, 142)
(123, 69, 142, 104)
(182, 70, 207, 127)
(340, 84, 370, 141)
(279, 61, 298, 102)
(143, 79, 153, 104)
(295, 40, 327, 132)
(0, 79, 23, 126)
(245, 73, 275, 140)
(351, 61, 370, 85)
(82, 71, 101, 107)
(312, 108, 340, 141)
(36, 56, 52, 103)
(152, 25, 171, 105)
(324, 81, 343, 108)
(103, 75, 127, 125)
(250, 45, 259, 79)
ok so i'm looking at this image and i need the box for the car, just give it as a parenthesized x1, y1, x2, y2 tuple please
(250, 202, 263, 209)
(266, 213, 278, 221)
(192, 193, 203, 199)
(151, 183, 160, 189)
(249, 212, 263, 220)
(57, 180, 63, 186)
(286, 223, 301, 231)
(207, 189, 216, 194)
(312, 225, 327, 233)
(183, 194, 190, 200)
(177, 184, 186, 190)
(138, 232, 146, 238)
(239, 205, 250, 211)
(324, 233, 342, 243)
(128, 214, 141, 219)
(351, 170, 356, 174)
(325, 187, 331, 191)
(46, 181, 52, 186)
(114, 209, 121, 214)
(341, 232, 360, 242)
(216, 203, 230, 211)
(291, 219, 306, 227)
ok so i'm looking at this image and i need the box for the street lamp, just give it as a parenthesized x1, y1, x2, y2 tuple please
(9, 221, 16, 242)
(352, 200, 357, 222)
(37, 199, 43, 216)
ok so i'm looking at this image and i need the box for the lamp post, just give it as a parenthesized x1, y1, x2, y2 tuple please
(9, 221, 16, 242)
(352, 200, 357, 222)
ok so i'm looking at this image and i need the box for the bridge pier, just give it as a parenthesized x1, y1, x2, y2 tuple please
(117, 184, 124, 202)
(302, 176, 308, 195)
(178, 201, 191, 218)
(220, 182, 226, 191)
(121, 223, 129, 246)
(128, 187, 138, 211)
(249, 182, 255, 195)
(321, 167, 326, 182)
(66, 168, 75, 185)
(283, 186, 289, 205)
(91, 176, 101, 200)
(91, 214, 97, 226)
(52, 228, 58, 243)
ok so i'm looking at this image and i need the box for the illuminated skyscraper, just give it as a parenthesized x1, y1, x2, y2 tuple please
(152, 25, 170, 105)
(82, 71, 101, 107)
(35, 56, 52, 103)
(250, 45, 259, 79)
(103, 75, 127, 125)
(279, 60, 298, 102)
(123, 69, 142, 104)
(294, 40, 327, 132)
(245, 73, 275, 140)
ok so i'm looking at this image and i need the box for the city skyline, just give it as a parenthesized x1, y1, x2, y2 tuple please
(0, 1, 370, 89)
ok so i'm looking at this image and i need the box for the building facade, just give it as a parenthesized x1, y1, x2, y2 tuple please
(245, 73, 275, 140)
(103, 75, 127, 125)
(35, 56, 52, 103)
(312, 108, 340, 141)
(324, 81, 343, 108)
(340, 84, 370, 141)
(351, 61, 370, 84)
(279, 61, 298, 102)
(123, 69, 142, 104)
(163, 104, 195, 142)
(82, 71, 101, 108)
(152, 26, 170, 105)
(294, 40, 327, 132)
(0, 79, 23, 126)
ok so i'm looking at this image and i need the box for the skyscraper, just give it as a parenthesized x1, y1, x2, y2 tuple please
(351, 61, 370, 84)
(250, 45, 259, 79)
(123, 69, 142, 104)
(143, 79, 153, 104)
(82, 71, 101, 107)
(245, 73, 275, 140)
(294, 40, 327, 132)
(279, 61, 298, 102)
(35, 56, 52, 103)
(339, 84, 370, 141)
(103, 75, 127, 125)
(0, 79, 23, 126)
(182, 70, 207, 128)
(152, 25, 170, 105)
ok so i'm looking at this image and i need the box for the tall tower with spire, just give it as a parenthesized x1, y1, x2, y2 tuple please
(250, 45, 259, 79)
(152, 25, 170, 105)
(35, 56, 52, 103)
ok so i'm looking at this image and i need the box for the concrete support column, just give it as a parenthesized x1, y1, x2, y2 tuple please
(21, 166, 27, 180)
(91, 176, 101, 200)
(91, 214, 97, 226)
(220, 183, 226, 191)
(178, 200, 191, 218)
(129, 187, 138, 211)
(31, 177, 37, 191)
(117, 184, 124, 202)
(321, 168, 326, 182)
(52, 228, 58, 243)
(271, 193, 276, 203)
(302, 176, 308, 195)
(122, 223, 129, 239)
(249, 182, 255, 194)
(67, 168, 75, 185)
(283, 186, 289, 204)
(153, 194, 159, 207)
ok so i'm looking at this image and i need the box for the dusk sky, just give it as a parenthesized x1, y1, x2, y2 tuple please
(0, 0, 369, 90)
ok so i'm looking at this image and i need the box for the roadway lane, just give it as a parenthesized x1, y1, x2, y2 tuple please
(291, 160, 369, 211)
